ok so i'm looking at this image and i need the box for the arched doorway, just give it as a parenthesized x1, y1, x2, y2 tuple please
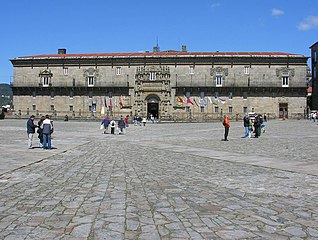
(146, 96, 160, 119)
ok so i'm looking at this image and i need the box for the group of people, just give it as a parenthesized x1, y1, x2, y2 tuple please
(26, 115, 53, 149)
(101, 115, 129, 135)
(222, 113, 266, 141)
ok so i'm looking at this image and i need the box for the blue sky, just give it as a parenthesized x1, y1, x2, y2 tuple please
(0, 0, 317, 84)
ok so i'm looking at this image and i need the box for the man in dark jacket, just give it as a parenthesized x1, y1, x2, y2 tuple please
(27, 115, 37, 149)
(243, 113, 250, 138)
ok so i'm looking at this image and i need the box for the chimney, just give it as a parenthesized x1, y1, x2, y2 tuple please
(182, 45, 187, 52)
(58, 48, 67, 54)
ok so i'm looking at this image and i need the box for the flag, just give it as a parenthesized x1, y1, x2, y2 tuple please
(119, 97, 123, 109)
(109, 98, 113, 110)
(186, 97, 194, 105)
(202, 97, 207, 106)
(114, 98, 118, 108)
(193, 98, 199, 107)
(208, 97, 213, 104)
(177, 96, 184, 103)
(104, 97, 107, 108)
(101, 106, 105, 115)
(217, 97, 226, 104)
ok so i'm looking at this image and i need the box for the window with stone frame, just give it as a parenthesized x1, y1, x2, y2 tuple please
(282, 74, 289, 87)
(88, 76, 94, 87)
(216, 74, 222, 87)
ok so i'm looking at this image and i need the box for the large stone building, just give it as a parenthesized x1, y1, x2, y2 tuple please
(10, 47, 309, 120)
(310, 41, 318, 111)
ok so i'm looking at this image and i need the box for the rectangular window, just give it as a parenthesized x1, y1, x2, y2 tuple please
(243, 107, 248, 114)
(228, 92, 233, 100)
(50, 105, 54, 111)
(282, 76, 289, 87)
(314, 67, 317, 79)
(216, 74, 222, 87)
(88, 76, 94, 86)
(200, 106, 205, 113)
(189, 65, 194, 74)
(214, 92, 219, 99)
(116, 67, 121, 75)
(88, 105, 92, 112)
(32, 104, 36, 111)
(215, 106, 219, 113)
(69, 105, 73, 112)
(69, 90, 74, 99)
(32, 91, 36, 99)
(244, 66, 250, 75)
(243, 92, 247, 100)
(314, 51, 317, 63)
(50, 91, 54, 99)
(229, 106, 233, 113)
(88, 91, 93, 99)
(63, 67, 69, 76)
(150, 72, 156, 80)
(42, 76, 49, 87)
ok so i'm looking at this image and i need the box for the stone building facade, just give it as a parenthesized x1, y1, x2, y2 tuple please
(310, 41, 318, 111)
(10, 47, 309, 120)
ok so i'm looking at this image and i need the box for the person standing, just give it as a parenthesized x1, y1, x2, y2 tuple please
(41, 115, 53, 150)
(222, 115, 230, 141)
(26, 115, 37, 149)
(243, 113, 250, 138)
(37, 115, 45, 148)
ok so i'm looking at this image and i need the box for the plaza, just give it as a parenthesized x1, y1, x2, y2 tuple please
(0, 119, 317, 239)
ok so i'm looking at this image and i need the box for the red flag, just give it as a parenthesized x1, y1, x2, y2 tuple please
(186, 97, 194, 105)
(177, 96, 184, 103)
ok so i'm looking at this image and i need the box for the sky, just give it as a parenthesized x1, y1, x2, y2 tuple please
(0, 0, 317, 84)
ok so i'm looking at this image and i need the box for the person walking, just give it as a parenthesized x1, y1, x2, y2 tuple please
(222, 115, 230, 141)
(26, 115, 37, 149)
(243, 113, 250, 138)
(41, 115, 53, 150)
(118, 116, 126, 134)
(101, 117, 110, 134)
(110, 118, 116, 134)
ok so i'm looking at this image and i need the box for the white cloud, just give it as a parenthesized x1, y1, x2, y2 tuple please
(211, 3, 221, 8)
(298, 16, 318, 31)
(271, 8, 284, 16)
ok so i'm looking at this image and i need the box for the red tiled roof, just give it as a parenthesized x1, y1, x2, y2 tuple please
(17, 51, 304, 59)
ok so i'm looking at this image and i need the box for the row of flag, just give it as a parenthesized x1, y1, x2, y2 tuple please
(178, 96, 226, 107)
(96, 97, 124, 114)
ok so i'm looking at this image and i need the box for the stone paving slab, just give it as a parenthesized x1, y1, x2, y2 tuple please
(0, 119, 317, 239)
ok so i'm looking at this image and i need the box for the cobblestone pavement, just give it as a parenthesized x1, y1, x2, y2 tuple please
(0, 119, 318, 239)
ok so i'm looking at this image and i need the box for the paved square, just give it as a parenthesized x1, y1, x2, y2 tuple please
(0, 119, 317, 239)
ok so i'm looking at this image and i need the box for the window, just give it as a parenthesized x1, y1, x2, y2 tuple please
(314, 51, 317, 63)
(42, 76, 49, 87)
(116, 67, 121, 75)
(243, 92, 247, 100)
(69, 105, 73, 112)
(200, 106, 205, 113)
(189, 66, 194, 74)
(88, 105, 92, 112)
(243, 107, 247, 114)
(88, 91, 93, 99)
(69, 91, 74, 99)
(216, 74, 222, 87)
(215, 106, 219, 113)
(50, 105, 54, 111)
(50, 91, 54, 99)
(63, 67, 69, 76)
(228, 92, 233, 100)
(282, 75, 289, 87)
(32, 104, 36, 111)
(313, 67, 316, 79)
(150, 72, 156, 80)
(32, 91, 36, 99)
(229, 107, 233, 113)
(244, 66, 250, 75)
(88, 76, 94, 86)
